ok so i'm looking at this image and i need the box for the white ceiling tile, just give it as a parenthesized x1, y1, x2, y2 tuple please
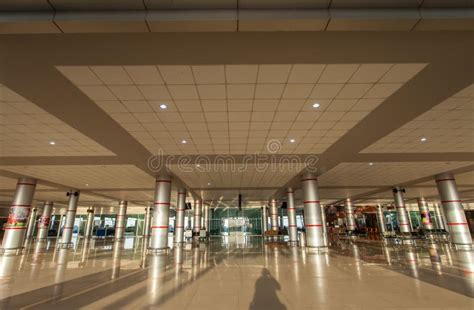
(228, 99, 253, 111)
(251, 112, 274, 122)
(201, 100, 227, 111)
(254, 84, 285, 99)
(252, 99, 279, 111)
(287, 64, 325, 84)
(174, 100, 202, 112)
(90, 66, 133, 85)
(227, 84, 255, 99)
(192, 65, 225, 84)
(108, 85, 144, 100)
(336, 84, 372, 99)
(364, 83, 402, 99)
(197, 85, 226, 99)
(122, 101, 154, 113)
(158, 65, 194, 84)
(349, 64, 393, 83)
(138, 86, 171, 100)
(168, 85, 199, 100)
(257, 65, 292, 83)
(124, 66, 164, 85)
(225, 65, 258, 84)
(318, 64, 359, 83)
(327, 99, 357, 111)
(282, 84, 314, 99)
(309, 84, 343, 99)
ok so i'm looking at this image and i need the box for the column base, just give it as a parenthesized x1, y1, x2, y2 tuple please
(288, 241, 298, 247)
(147, 247, 169, 254)
(56, 242, 74, 249)
(306, 246, 328, 254)
(0, 247, 24, 256)
(453, 243, 473, 250)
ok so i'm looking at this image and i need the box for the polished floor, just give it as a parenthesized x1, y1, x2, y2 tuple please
(0, 236, 473, 310)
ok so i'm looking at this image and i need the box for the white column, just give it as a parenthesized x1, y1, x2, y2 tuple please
(143, 206, 152, 238)
(114, 201, 127, 241)
(269, 199, 279, 232)
(261, 205, 268, 234)
(1, 177, 37, 252)
(59, 190, 80, 248)
(435, 172, 472, 248)
(174, 189, 186, 244)
(25, 207, 38, 240)
(84, 206, 95, 239)
(417, 197, 434, 231)
(376, 205, 387, 236)
(203, 204, 209, 234)
(287, 187, 297, 245)
(37, 201, 53, 241)
(301, 173, 325, 249)
(149, 176, 172, 251)
(193, 199, 202, 236)
(344, 198, 356, 233)
(392, 187, 412, 234)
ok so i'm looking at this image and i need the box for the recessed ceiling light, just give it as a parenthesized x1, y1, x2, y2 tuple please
(289, 138, 296, 143)
(312, 102, 320, 109)
(420, 137, 427, 142)
(159, 104, 168, 110)
(369, 162, 374, 166)
(85, 183, 89, 187)
(181, 140, 187, 144)
(196, 164, 200, 167)
(207, 183, 211, 186)
(49, 141, 56, 145)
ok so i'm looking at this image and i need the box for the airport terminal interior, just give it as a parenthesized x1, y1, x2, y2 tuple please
(0, 1, 473, 309)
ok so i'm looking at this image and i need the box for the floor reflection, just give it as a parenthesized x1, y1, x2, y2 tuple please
(0, 236, 472, 309)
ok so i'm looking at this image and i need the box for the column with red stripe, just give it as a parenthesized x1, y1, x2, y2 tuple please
(36, 201, 54, 241)
(114, 200, 128, 241)
(301, 173, 326, 249)
(344, 198, 356, 234)
(417, 197, 434, 231)
(435, 172, 472, 248)
(1, 177, 37, 252)
(174, 188, 186, 244)
(193, 199, 202, 237)
(287, 187, 298, 245)
(58, 189, 80, 248)
(269, 199, 279, 232)
(392, 187, 412, 234)
(149, 175, 172, 251)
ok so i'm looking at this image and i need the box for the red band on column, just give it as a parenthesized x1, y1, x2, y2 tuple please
(3, 227, 27, 230)
(151, 226, 169, 229)
(306, 224, 323, 227)
(435, 178, 455, 183)
(447, 222, 468, 226)
(304, 200, 320, 204)
(441, 200, 463, 203)
(17, 182, 37, 186)
(154, 202, 171, 205)
(287, 208, 296, 210)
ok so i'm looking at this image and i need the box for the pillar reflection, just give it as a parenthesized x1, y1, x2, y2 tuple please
(147, 254, 168, 306)
(111, 240, 123, 280)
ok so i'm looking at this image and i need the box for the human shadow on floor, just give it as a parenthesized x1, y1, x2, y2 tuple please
(249, 268, 287, 310)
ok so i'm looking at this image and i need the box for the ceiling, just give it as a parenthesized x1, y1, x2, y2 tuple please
(0, 27, 473, 213)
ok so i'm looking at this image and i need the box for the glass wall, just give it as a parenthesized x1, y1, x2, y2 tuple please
(210, 207, 262, 235)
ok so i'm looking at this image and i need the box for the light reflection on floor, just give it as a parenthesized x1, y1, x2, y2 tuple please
(0, 236, 473, 309)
